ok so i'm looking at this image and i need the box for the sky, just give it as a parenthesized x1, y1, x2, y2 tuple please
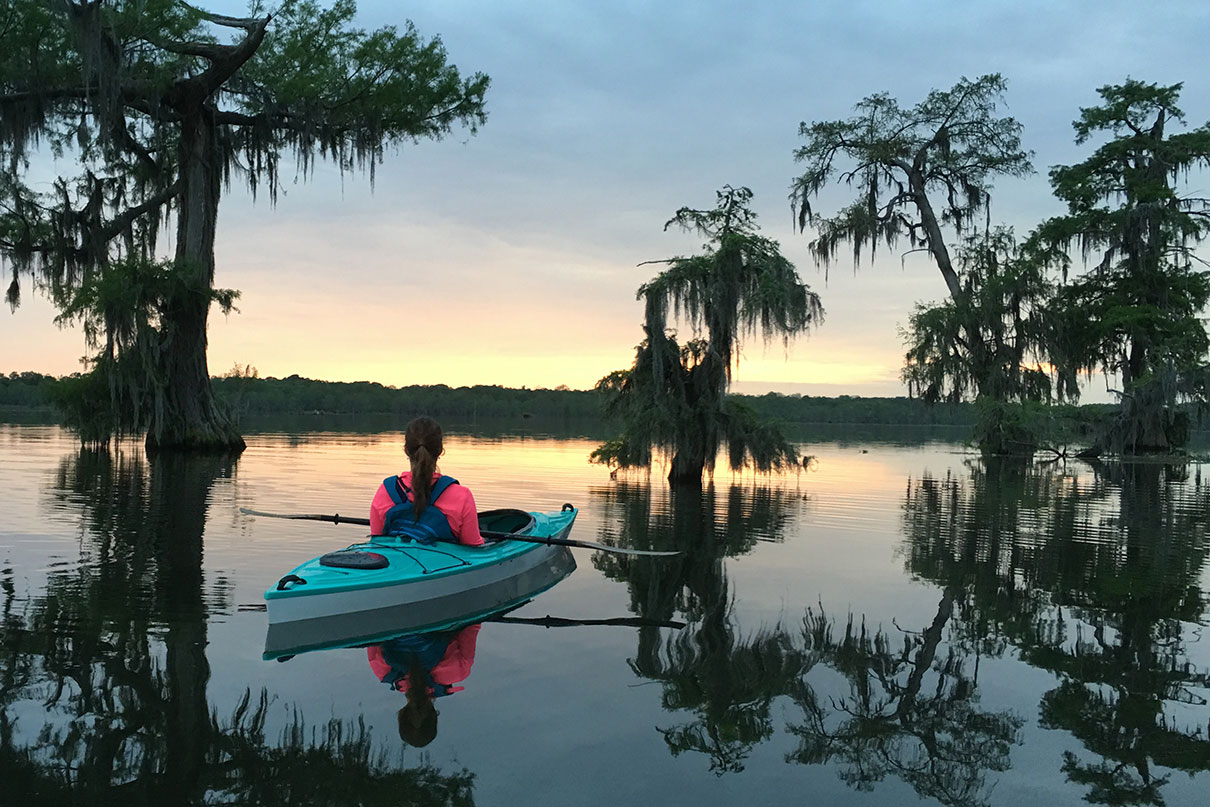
(3, 0, 1209, 398)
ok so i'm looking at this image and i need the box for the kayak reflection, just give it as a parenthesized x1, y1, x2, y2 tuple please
(369, 622, 482, 748)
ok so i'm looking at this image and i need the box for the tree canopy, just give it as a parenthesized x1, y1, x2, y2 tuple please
(902, 228, 1057, 405)
(791, 74, 1032, 299)
(900, 228, 1072, 454)
(1038, 79, 1210, 454)
(592, 186, 823, 483)
(791, 74, 1039, 454)
(0, 0, 488, 449)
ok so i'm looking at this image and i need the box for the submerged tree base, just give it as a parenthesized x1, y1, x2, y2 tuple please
(1073, 395, 1192, 459)
(47, 365, 247, 454)
(145, 427, 246, 454)
(972, 398, 1041, 458)
(145, 365, 248, 454)
(667, 458, 706, 487)
(973, 399, 1198, 463)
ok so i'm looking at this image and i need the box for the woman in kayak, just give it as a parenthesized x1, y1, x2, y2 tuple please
(368, 622, 481, 747)
(370, 416, 484, 546)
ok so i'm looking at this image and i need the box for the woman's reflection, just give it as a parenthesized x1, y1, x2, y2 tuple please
(367, 622, 481, 747)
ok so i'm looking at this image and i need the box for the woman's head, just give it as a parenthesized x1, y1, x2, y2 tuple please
(398, 698, 438, 747)
(398, 656, 439, 747)
(404, 416, 444, 517)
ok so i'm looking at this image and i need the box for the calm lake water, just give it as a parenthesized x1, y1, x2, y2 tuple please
(1, 421, 1208, 807)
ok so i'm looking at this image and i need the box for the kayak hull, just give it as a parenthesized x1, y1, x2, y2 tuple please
(263, 544, 575, 659)
(263, 507, 578, 632)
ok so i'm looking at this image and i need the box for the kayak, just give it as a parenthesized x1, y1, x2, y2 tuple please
(263, 506, 579, 639)
(263, 547, 575, 660)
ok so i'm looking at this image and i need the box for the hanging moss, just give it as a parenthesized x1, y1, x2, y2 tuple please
(594, 187, 823, 483)
(0, 1, 488, 449)
(1039, 80, 1210, 455)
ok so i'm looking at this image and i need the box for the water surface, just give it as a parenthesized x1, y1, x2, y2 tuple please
(1, 423, 1207, 806)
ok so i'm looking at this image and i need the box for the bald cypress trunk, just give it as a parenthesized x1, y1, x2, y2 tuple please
(147, 108, 244, 452)
(669, 449, 707, 485)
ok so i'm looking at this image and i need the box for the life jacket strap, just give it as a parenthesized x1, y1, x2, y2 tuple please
(384, 474, 459, 506)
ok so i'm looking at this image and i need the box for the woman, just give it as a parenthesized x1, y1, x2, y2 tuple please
(369, 416, 484, 546)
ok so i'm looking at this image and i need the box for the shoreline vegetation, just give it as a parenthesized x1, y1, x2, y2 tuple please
(0, 369, 1112, 427)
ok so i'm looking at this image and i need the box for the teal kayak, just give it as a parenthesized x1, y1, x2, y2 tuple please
(263, 506, 579, 632)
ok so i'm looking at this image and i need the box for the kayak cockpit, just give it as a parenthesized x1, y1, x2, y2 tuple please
(477, 508, 536, 540)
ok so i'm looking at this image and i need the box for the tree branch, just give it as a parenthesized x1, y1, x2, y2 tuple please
(196, 14, 271, 94)
(96, 181, 180, 242)
(180, 2, 264, 31)
(210, 109, 266, 126)
(170, 14, 271, 102)
(0, 86, 89, 104)
(147, 37, 229, 61)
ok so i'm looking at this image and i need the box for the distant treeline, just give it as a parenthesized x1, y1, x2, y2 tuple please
(0, 372, 57, 409)
(4, 370, 1148, 428)
(213, 374, 604, 420)
(3, 370, 980, 425)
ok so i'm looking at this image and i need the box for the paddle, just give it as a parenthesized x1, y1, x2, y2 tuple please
(238, 507, 681, 557)
(486, 614, 686, 629)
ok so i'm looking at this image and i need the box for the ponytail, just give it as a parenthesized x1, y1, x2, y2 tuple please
(403, 416, 444, 519)
(410, 445, 436, 518)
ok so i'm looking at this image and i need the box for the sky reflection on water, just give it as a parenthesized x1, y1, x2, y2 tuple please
(1, 423, 1208, 806)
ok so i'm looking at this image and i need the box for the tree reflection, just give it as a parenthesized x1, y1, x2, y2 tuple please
(902, 458, 1210, 806)
(596, 479, 1027, 799)
(593, 481, 807, 773)
(0, 445, 475, 805)
(788, 602, 1022, 807)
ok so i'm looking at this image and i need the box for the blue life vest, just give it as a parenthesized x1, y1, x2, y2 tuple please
(379, 632, 458, 697)
(380, 474, 459, 544)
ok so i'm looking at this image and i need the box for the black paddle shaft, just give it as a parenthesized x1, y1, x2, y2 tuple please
(237, 508, 681, 557)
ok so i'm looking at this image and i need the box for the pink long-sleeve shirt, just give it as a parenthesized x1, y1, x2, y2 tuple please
(369, 471, 485, 546)
(367, 623, 482, 695)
